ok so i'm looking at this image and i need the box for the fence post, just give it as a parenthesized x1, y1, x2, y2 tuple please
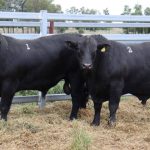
(38, 10, 48, 109)
(40, 10, 47, 36)
(38, 91, 46, 109)
(49, 20, 54, 33)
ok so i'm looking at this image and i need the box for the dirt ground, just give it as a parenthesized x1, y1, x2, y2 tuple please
(0, 96, 150, 150)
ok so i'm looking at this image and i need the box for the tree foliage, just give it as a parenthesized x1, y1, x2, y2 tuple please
(0, 0, 28, 11)
(121, 5, 131, 15)
(121, 4, 148, 34)
(144, 7, 150, 15)
(0, 0, 61, 12)
(132, 4, 142, 15)
(0, 0, 5, 10)
(103, 8, 109, 15)
(24, 0, 61, 12)
(66, 7, 100, 32)
(144, 7, 150, 33)
(66, 6, 100, 15)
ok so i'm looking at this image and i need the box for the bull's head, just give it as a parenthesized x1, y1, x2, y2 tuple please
(65, 35, 110, 71)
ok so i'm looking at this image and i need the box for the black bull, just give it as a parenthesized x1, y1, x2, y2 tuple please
(72, 34, 150, 126)
(0, 33, 89, 121)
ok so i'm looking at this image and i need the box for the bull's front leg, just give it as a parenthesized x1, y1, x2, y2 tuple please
(91, 100, 102, 126)
(0, 79, 18, 121)
(70, 95, 80, 120)
(68, 72, 84, 120)
(79, 84, 89, 109)
(108, 79, 124, 126)
(70, 87, 85, 120)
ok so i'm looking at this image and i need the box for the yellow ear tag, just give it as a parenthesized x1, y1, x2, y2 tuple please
(101, 47, 106, 52)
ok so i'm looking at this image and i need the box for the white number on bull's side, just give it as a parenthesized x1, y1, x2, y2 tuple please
(25, 43, 30, 50)
(127, 46, 133, 53)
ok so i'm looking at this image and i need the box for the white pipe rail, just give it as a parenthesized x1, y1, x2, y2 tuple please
(0, 10, 150, 42)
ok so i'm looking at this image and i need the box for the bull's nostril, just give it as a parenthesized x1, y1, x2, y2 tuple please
(82, 64, 92, 69)
(88, 65, 92, 69)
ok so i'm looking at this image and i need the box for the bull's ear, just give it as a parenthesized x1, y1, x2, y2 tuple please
(97, 44, 110, 53)
(91, 34, 110, 53)
(65, 41, 78, 49)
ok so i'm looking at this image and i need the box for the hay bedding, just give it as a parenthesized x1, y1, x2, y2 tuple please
(0, 96, 150, 150)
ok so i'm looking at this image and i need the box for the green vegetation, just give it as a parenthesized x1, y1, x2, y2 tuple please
(15, 81, 64, 96)
(18, 103, 36, 114)
(22, 122, 41, 133)
(24, 0, 61, 12)
(71, 121, 91, 150)
(0, 0, 61, 12)
(48, 81, 64, 94)
(0, 119, 41, 133)
(15, 90, 38, 96)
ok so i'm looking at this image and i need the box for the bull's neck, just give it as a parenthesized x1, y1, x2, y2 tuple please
(93, 52, 111, 81)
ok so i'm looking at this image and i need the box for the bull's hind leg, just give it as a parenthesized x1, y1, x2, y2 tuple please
(0, 79, 18, 121)
(141, 99, 147, 106)
(140, 97, 148, 107)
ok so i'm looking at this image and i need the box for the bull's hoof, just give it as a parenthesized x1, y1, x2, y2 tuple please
(69, 116, 77, 121)
(142, 104, 147, 108)
(90, 120, 100, 126)
(79, 105, 86, 109)
(1, 117, 7, 122)
(108, 120, 116, 127)
(141, 100, 147, 106)
(141, 103, 147, 108)
(1, 113, 7, 121)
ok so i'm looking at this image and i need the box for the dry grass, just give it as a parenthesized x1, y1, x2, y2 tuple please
(0, 96, 150, 150)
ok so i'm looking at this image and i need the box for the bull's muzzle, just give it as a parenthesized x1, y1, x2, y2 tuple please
(82, 63, 92, 70)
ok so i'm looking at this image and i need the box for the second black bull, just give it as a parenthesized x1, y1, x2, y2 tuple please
(0, 33, 89, 121)
(69, 34, 150, 126)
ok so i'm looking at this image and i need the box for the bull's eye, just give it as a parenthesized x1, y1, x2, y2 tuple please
(77, 49, 83, 56)
(101, 47, 106, 52)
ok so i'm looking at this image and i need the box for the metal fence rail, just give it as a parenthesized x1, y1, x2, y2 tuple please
(0, 11, 148, 104)
(12, 94, 71, 104)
